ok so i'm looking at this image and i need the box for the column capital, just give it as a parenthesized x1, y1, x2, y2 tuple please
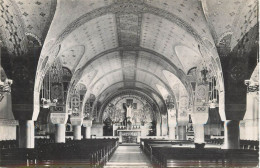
(82, 119, 92, 127)
(191, 112, 208, 125)
(50, 113, 68, 124)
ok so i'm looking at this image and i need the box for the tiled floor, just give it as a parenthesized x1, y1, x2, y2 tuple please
(104, 145, 152, 168)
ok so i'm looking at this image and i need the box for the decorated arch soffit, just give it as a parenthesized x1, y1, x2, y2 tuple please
(93, 82, 166, 119)
(81, 72, 170, 118)
(33, 0, 227, 120)
(36, 0, 224, 84)
(98, 89, 162, 122)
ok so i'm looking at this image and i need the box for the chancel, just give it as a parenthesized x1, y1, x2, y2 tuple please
(0, 0, 259, 167)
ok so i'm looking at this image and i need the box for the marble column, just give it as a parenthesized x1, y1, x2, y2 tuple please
(84, 126, 91, 139)
(83, 120, 92, 139)
(156, 123, 161, 136)
(194, 124, 205, 144)
(161, 115, 168, 136)
(191, 112, 208, 146)
(168, 126, 176, 139)
(178, 125, 186, 140)
(73, 125, 81, 140)
(168, 108, 177, 140)
(18, 120, 34, 148)
(177, 111, 189, 140)
(223, 120, 240, 149)
(55, 124, 66, 143)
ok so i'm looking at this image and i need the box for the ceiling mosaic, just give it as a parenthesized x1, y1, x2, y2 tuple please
(1, 0, 254, 115)
(204, 0, 258, 50)
(14, 0, 56, 43)
(0, 0, 27, 56)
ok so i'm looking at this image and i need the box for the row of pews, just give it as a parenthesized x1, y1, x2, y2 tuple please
(140, 138, 259, 168)
(205, 139, 259, 150)
(240, 140, 259, 150)
(0, 138, 119, 167)
(0, 140, 18, 149)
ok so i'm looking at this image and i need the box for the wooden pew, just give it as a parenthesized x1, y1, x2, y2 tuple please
(0, 138, 119, 167)
(141, 139, 259, 168)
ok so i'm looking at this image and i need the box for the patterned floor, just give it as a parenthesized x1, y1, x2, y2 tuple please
(104, 145, 152, 168)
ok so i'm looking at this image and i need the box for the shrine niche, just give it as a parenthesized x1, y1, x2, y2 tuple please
(102, 95, 155, 126)
(102, 94, 156, 142)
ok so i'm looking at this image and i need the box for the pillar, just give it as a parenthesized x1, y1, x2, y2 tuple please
(73, 125, 81, 140)
(178, 125, 186, 140)
(168, 126, 176, 139)
(223, 120, 240, 149)
(194, 124, 204, 144)
(18, 120, 34, 148)
(161, 115, 168, 136)
(191, 112, 208, 148)
(84, 126, 91, 139)
(156, 123, 161, 136)
(55, 124, 66, 143)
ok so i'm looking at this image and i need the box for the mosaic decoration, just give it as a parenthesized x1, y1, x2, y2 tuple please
(0, 0, 27, 56)
(102, 94, 155, 124)
(14, 0, 57, 42)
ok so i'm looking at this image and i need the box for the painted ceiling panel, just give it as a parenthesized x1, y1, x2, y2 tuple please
(0, 0, 28, 56)
(14, 0, 56, 42)
(98, 82, 125, 102)
(46, 0, 114, 40)
(230, 0, 257, 49)
(163, 70, 188, 99)
(117, 13, 140, 46)
(175, 45, 202, 74)
(144, 0, 213, 41)
(59, 45, 85, 71)
(140, 13, 200, 71)
(78, 69, 98, 87)
(59, 14, 118, 67)
(204, 0, 257, 50)
(78, 51, 122, 88)
(135, 70, 164, 90)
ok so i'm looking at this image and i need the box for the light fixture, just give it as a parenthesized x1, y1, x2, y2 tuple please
(40, 70, 58, 108)
(245, 80, 259, 93)
(200, 67, 208, 84)
(208, 76, 218, 109)
(0, 79, 12, 102)
(0, 44, 12, 102)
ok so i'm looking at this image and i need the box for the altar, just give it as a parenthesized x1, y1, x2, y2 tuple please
(117, 130, 141, 143)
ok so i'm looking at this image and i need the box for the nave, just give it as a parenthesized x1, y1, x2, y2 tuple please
(104, 145, 151, 168)
(0, 0, 259, 167)
(0, 138, 258, 167)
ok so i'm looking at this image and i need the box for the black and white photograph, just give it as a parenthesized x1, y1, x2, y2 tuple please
(0, 0, 259, 167)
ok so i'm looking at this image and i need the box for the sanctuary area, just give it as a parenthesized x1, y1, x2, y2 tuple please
(0, 0, 259, 167)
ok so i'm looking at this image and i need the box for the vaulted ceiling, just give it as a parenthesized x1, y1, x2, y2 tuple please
(0, 0, 258, 114)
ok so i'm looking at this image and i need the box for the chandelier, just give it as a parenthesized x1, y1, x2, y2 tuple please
(200, 67, 209, 84)
(40, 70, 57, 108)
(208, 76, 219, 109)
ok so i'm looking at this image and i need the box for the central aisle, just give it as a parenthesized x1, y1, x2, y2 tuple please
(104, 145, 152, 168)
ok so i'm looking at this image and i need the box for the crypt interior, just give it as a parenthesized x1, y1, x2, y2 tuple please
(0, 0, 259, 167)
